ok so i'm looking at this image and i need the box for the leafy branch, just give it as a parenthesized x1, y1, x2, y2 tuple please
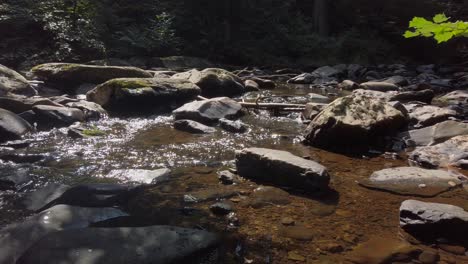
(404, 13, 468, 43)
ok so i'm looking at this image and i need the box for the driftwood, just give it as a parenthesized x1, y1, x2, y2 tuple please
(196, 96, 305, 112)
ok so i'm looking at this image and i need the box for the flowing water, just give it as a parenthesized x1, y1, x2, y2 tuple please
(1, 84, 467, 263)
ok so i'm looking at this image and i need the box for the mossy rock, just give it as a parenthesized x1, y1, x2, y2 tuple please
(31, 63, 152, 87)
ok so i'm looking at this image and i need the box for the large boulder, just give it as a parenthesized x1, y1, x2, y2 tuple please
(398, 120, 468, 147)
(409, 135, 468, 169)
(0, 64, 37, 96)
(32, 105, 85, 129)
(173, 97, 243, 125)
(235, 148, 330, 191)
(171, 68, 245, 97)
(86, 78, 201, 111)
(16, 226, 219, 264)
(0, 108, 32, 142)
(31, 63, 152, 87)
(303, 95, 407, 148)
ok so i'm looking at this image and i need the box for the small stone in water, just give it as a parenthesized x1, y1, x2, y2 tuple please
(210, 201, 233, 215)
(287, 251, 306, 262)
(281, 217, 295, 226)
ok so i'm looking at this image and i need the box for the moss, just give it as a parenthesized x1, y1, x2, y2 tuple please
(82, 127, 107, 137)
(108, 78, 153, 89)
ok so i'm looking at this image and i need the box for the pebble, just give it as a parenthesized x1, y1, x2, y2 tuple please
(418, 250, 439, 264)
(281, 217, 295, 226)
(288, 251, 306, 262)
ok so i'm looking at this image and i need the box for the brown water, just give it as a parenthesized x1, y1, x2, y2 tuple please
(1, 84, 467, 263)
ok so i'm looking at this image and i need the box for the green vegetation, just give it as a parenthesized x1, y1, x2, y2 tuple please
(82, 127, 107, 137)
(405, 14, 468, 43)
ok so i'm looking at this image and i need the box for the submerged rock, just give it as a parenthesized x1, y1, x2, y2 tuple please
(106, 168, 171, 184)
(303, 95, 407, 149)
(235, 148, 330, 191)
(0, 64, 37, 96)
(0, 108, 32, 142)
(87, 78, 201, 111)
(173, 119, 216, 134)
(409, 135, 468, 169)
(360, 167, 464, 197)
(16, 226, 219, 264)
(248, 186, 291, 208)
(0, 205, 127, 264)
(173, 97, 243, 125)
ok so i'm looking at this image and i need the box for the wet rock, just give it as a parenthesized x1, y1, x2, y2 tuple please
(16, 226, 219, 264)
(279, 226, 315, 241)
(173, 97, 243, 125)
(244, 80, 259, 92)
(419, 250, 439, 264)
(0, 167, 33, 191)
(338, 80, 359, 91)
(171, 68, 244, 97)
(22, 183, 71, 212)
(0, 153, 45, 163)
(31, 63, 152, 87)
(65, 100, 107, 120)
(398, 120, 468, 147)
(173, 119, 216, 134)
(302, 102, 327, 120)
(87, 78, 201, 111)
(32, 105, 85, 129)
(346, 237, 419, 264)
(249, 77, 276, 89)
(438, 90, 468, 105)
(248, 186, 291, 208)
(360, 81, 400, 92)
(219, 118, 247, 133)
(360, 167, 464, 197)
(303, 94, 407, 149)
(400, 200, 468, 241)
(217, 170, 240, 185)
(235, 148, 329, 191)
(17, 110, 36, 124)
(0, 64, 37, 96)
(0, 96, 62, 114)
(288, 73, 314, 84)
(382, 76, 409, 86)
(0, 139, 31, 149)
(210, 201, 234, 215)
(184, 188, 239, 203)
(352, 89, 394, 101)
(0, 205, 127, 264)
(307, 93, 331, 104)
(106, 168, 171, 184)
(0, 108, 32, 142)
(409, 135, 468, 169)
(389, 89, 435, 104)
(406, 103, 459, 128)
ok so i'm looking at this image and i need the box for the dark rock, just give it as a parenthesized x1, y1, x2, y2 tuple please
(389, 89, 434, 104)
(244, 80, 260, 92)
(219, 118, 247, 133)
(22, 183, 71, 212)
(160, 56, 214, 69)
(417, 64, 435, 74)
(16, 226, 219, 264)
(32, 105, 85, 129)
(302, 103, 328, 120)
(18, 110, 36, 124)
(235, 148, 329, 191)
(0, 96, 62, 114)
(0, 153, 45, 163)
(65, 100, 107, 120)
(250, 77, 276, 89)
(217, 170, 240, 185)
(106, 168, 171, 184)
(0, 139, 31, 149)
(67, 128, 85, 138)
(0, 64, 37, 96)
(398, 121, 468, 147)
(0, 167, 33, 191)
(248, 186, 291, 208)
(337, 80, 359, 91)
(173, 97, 243, 125)
(313, 66, 342, 78)
(0, 205, 128, 264)
(210, 201, 234, 215)
(173, 119, 216, 134)
(0, 108, 32, 142)
(418, 251, 439, 264)
(360, 81, 400, 92)
(409, 135, 468, 169)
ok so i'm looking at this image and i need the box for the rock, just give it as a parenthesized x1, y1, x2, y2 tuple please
(279, 226, 315, 241)
(407, 104, 459, 128)
(438, 244, 466, 255)
(382, 76, 409, 86)
(338, 80, 359, 91)
(303, 95, 407, 149)
(400, 200, 468, 241)
(0, 64, 37, 96)
(173, 119, 216, 134)
(184, 188, 239, 203)
(210, 201, 234, 215)
(419, 251, 439, 264)
(360, 167, 464, 197)
(17, 110, 36, 124)
(32, 105, 85, 129)
(302, 103, 328, 120)
(106, 168, 171, 184)
(352, 89, 394, 101)
(171, 68, 244, 97)
(287, 251, 306, 262)
(173, 97, 243, 125)
(235, 148, 329, 191)
(417, 64, 435, 74)
(65, 100, 107, 120)
(0, 139, 31, 149)
(288, 73, 315, 84)
(0, 167, 33, 191)
(0, 153, 45, 163)
(217, 170, 240, 185)
(313, 66, 341, 77)
(87, 78, 201, 111)
(360, 81, 400, 92)
(346, 237, 419, 264)
(244, 80, 260, 91)
(438, 90, 468, 105)
(409, 135, 468, 169)
(16, 225, 219, 264)
(0, 96, 62, 114)
(399, 120, 468, 147)
(31, 63, 152, 87)
(219, 118, 247, 133)
(0, 108, 32, 142)
(248, 186, 291, 208)
(389, 89, 435, 104)
(0, 205, 127, 264)
(250, 77, 276, 89)
(281, 217, 295, 226)
(307, 93, 331, 104)
(22, 183, 71, 212)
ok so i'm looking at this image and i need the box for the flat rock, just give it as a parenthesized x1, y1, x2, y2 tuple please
(0, 205, 127, 264)
(32, 105, 85, 129)
(389, 89, 434, 104)
(407, 104, 459, 128)
(360, 81, 400, 92)
(346, 237, 419, 264)
(399, 120, 468, 147)
(0, 96, 62, 114)
(0, 167, 33, 191)
(409, 135, 468, 169)
(22, 183, 71, 212)
(219, 118, 247, 133)
(173, 119, 216, 134)
(173, 97, 243, 125)
(16, 226, 219, 264)
(106, 168, 171, 184)
(360, 167, 464, 197)
(0, 64, 37, 96)
(235, 148, 329, 191)
(248, 186, 291, 208)
(0, 108, 32, 142)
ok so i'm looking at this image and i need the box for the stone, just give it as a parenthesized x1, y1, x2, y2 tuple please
(210, 201, 234, 215)
(173, 97, 243, 125)
(173, 119, 216, 134)
(236, 148, 329, 191)
(407, 104, 459, 128)
(438, 244, 466, 255)
(65, 100, 107, 120)
(106, 168, 171, 184)
(219, 118, 247, 133)
(0, 167, 33, 191)
(360, 81, 400, 92)
(287, 251, 306, 262)
(399, 121, 468, 147)
(171, 68, 244, 97)
(313, 66, 341, 77)
(16, 225, 219, 264)
(0, 205, 127, 264)
(346, 237, 419, 264)
(382, 76, 409, 86)
(389, 89, 435, 104)
(244, 80, 260, 91)
(250, 77, 276, 89)
(409, 135, 468, 169)
(303, 95, 407, 149)
(302, 102, 328, 120)
(184, 188, 239, 203)
(0, 64, 37, 96)
(32, 105, 85, 129)
(248, 186, 291, 208)
(337, 80, 359, 91)
(217, 170, 240, 185)
(419, 250, 440, 264)
(288, 73, 315, 84)
(0, 108, 32, 142)
(0, 96, 62, 114)
(17, 110, 36, 124)
(281, 217, 295, 226)
(400, 200, 468, 241)
(86, 78, 201, 111)
(280, 226, 314, 241)
(22, 183, 71, 212)
(352, 89, 394, 101)
(438, 90, 468, 105)
(307, 93, 331, 104)
(31, 63, 152, 87)
(360, 167, 464, 197)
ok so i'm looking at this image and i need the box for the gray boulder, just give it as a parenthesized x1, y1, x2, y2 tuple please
(406, 104, 459, 128)
(16, 226, 219, 264)
(174, 119, 216, 134)
(389, 89, 434, 104)
(360, 81, 400, 92)
(32, 105, 85, 129)
(235, 148, 330, 191)
(0, 96, 62, 114)
(65, 100, 107, 120)
(173, 97, 243, 125)
(0, 64, 37, 96)
(337, 80, 359, 91)
(219, 118, 247, 133)
(0, 108, 32, 142)
(410, 135, 468, 169)
(106, 168, 171, 184)
(437, 90, 468, 105)
(399, 120, 468, 147)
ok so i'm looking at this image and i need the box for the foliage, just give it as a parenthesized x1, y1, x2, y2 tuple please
(404, 13, 468, 43)
(82, 127, 106, 137)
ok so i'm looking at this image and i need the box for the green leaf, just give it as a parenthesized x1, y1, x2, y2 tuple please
(433, 13, 449, 23)
(403, 31, 420, 38)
